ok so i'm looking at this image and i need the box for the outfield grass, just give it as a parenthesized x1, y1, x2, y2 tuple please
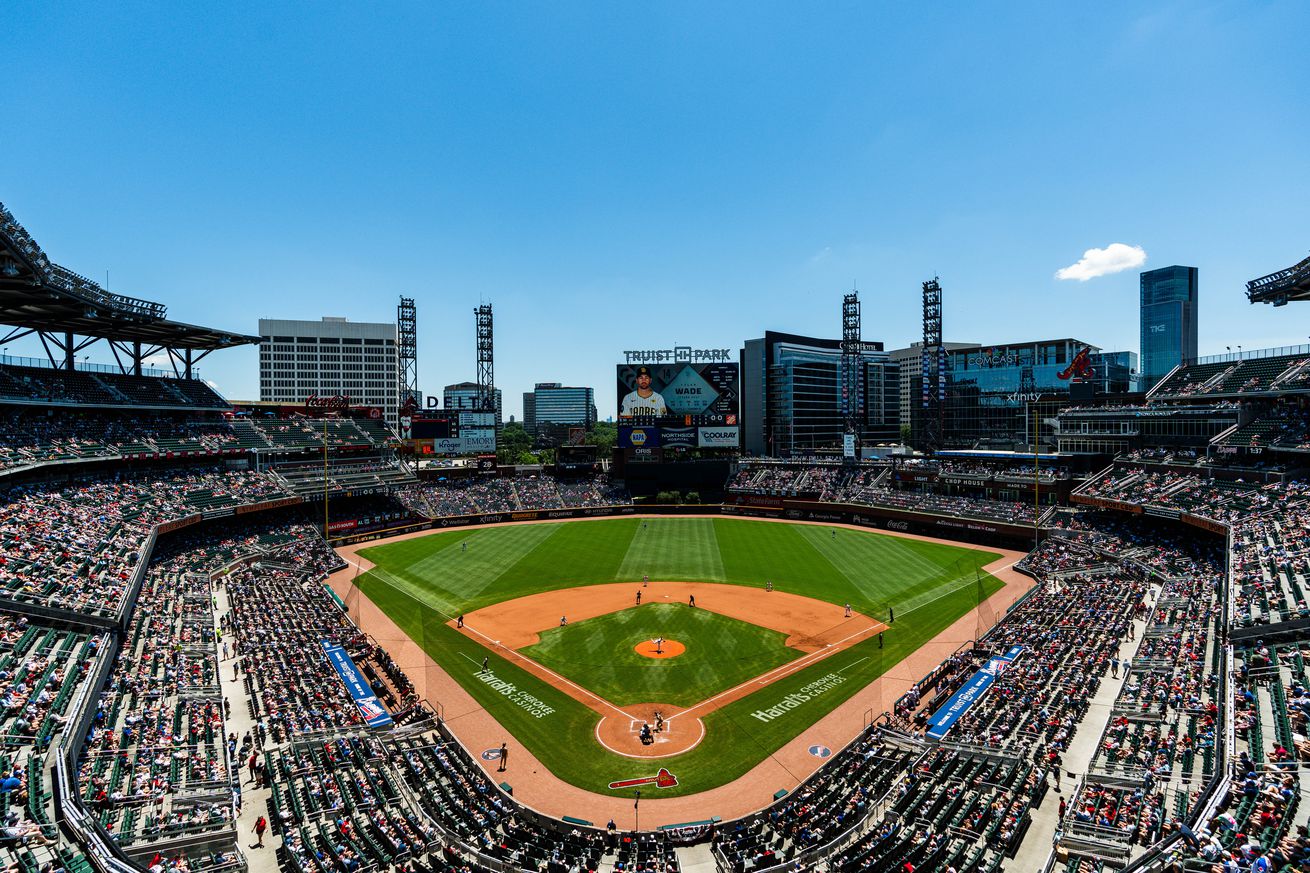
(355, 517, 1005, 799)
(521, 603, 801, 707)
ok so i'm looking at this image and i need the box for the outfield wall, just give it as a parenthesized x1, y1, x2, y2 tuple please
(329, 499, 1039, 550)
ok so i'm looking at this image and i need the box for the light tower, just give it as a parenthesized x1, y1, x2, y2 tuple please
(398, 296, 419, 410)
(474, 303, 494, 412)
(840, 291, 862, 461)
(921, 278, 944, 452)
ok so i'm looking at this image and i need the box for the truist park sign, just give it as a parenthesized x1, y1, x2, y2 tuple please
(623, 346, 733, 364)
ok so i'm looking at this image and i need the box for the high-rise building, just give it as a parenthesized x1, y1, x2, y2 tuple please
(741, 331, 899, 457)
(888, 341, 979, 440)
(443, 381, 503, 434)
(258, 316, 399, 424)
(904, 338, 1134, 450)
(1139, 265, 1198, 391)
(523, 383, 596, 441)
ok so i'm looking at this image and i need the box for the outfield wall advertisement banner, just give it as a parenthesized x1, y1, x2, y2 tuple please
(619, 426, 662, 448)
(697, 426, 739, 448)
(660, 426, 698, 448)
(321, 640, 394, 728)
(616, 362, 739, 423)
(332, 497, 1034, 549)
(432, 432, 497, 455)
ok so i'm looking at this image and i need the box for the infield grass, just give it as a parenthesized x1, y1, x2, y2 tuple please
(354, 517, 1006, 799)
(522, 603, 801, 707)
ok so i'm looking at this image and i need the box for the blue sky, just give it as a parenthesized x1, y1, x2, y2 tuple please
(5, 2, 1308, 419)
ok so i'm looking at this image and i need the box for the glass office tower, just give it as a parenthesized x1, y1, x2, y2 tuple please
(1140, 266, 1198, 391)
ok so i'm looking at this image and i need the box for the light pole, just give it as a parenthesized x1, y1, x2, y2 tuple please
(323, 414, 330, 539)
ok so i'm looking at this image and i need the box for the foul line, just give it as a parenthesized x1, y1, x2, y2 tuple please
(670, 568, 1017, 724)
(349, 550, 1023, 735)
(362, 568, 632, 721)
(671, 618, 886, 723)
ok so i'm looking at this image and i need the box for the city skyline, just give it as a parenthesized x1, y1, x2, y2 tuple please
(5, 2, 1308, 419)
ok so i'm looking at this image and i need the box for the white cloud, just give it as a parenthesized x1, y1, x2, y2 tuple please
(1055, 243, 1147, 281)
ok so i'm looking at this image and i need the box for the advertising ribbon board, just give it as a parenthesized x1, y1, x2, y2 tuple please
(660, 426, 698, 448)
(321, 640, 394, 728)
(619, 427, 662, 448)
(697, 426, 739, 448)
(925, 645, 1023, 740)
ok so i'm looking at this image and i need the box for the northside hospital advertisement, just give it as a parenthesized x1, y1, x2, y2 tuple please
(617, 356, 739, 450)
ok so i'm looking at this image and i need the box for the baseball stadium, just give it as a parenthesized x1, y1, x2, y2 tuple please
(3, 194, 1310, 873)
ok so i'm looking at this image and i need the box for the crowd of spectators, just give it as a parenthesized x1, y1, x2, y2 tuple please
(1225, 404, 1310, 451)
(1077, 465, 1289, 524)
(1063, 564, 1223, 855)
(1078, 465, 1310, 628)
(273, 458, 416, 498)
(0, 466, 293, 618)
(237, 418, 394, 453)
(0, 609, 105, 872)
(1170, 640, 1310, 871)
(895, 457, 1070, 482)
(399, 473, 632, 519)
(1230, 481, 1310, 627)
(726, 463, 848, 497)
(854, 486, 1039, 525)
(713, 729, 913, 871)
(0, 408, 251, 474)
(729, 460, 1045, 524)
(0, 362, 227, 409)
(8, 402, 1310, 871)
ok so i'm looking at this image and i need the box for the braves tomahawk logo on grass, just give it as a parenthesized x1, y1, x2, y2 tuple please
(608, 768, 678, 790)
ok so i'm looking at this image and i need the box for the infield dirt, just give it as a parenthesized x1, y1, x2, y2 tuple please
(328, 514, 1032, 826)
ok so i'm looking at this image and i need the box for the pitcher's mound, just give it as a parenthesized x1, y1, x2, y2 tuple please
(634, 639, 685, 659)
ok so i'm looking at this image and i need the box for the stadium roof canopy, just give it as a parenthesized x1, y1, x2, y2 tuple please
(1246, 253, 1310, 306)
(0, 201, 257, 375)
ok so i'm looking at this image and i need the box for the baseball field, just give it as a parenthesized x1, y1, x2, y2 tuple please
(352, 516, 1003, 798)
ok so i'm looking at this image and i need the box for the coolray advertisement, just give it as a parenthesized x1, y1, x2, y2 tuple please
(697, 426, 740, 448)
(616, 362, 739, 422)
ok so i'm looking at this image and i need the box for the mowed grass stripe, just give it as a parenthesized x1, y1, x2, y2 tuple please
(793, 525, 992, 607)
(616, 518, 726, 582)
(714, 520, 850, 595)
(358, 522, 561, 614)
(355, 517, 1010, 796)
(495, 519, 638, 590)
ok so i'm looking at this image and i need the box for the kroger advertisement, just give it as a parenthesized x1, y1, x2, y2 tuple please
(617, 362, 739, 423)
(431, 431, 497, 455)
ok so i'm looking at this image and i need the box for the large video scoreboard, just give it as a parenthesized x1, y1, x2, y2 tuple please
(401, 413, 497, 455)
(616, 346, 739, 450)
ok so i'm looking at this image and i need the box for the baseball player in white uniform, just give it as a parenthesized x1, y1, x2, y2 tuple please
(620, 366, 668, 418)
